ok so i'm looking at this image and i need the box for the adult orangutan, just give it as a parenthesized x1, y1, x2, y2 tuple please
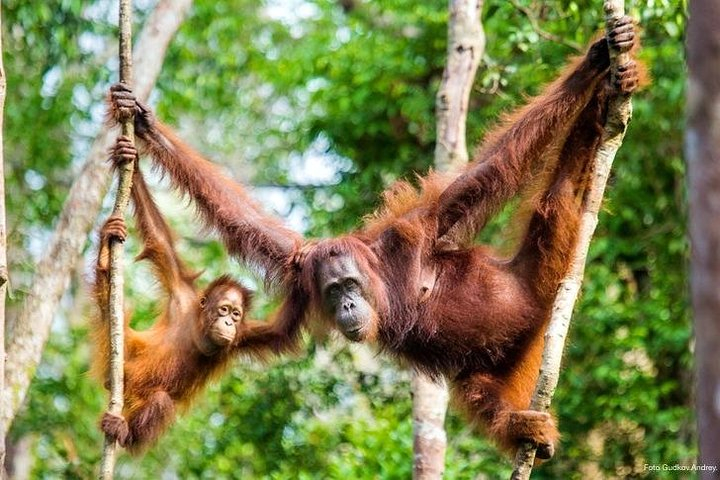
(107, 18, 643, 458)
(93, 138, 299, 453)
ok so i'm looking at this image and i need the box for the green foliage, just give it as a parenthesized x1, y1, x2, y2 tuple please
(5, 0, 691, 478)
(3, 2, 90, 224)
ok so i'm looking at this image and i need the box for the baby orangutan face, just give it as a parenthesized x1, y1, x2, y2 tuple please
(200, 285, 246, 349)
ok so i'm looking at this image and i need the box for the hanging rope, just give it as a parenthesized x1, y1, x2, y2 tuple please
(99, 1, 135, 478)
(510, 1, 634, 478)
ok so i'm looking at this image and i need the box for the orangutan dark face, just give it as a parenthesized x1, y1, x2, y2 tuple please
(317, 253, 376, 341)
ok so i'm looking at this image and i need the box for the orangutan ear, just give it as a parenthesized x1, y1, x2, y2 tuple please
(199, 296, 207, 308)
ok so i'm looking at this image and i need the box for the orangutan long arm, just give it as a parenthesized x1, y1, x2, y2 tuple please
(141, 123, 302, 284)
(108, 84, 303, 285)
(108, 89, 303, 287)
(435, 36, 613, 239)
(234, 285, 308, 357)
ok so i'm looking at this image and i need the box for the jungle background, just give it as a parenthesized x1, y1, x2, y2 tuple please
(2, 0, 689, 478)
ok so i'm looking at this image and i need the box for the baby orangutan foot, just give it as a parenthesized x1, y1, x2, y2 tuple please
(101, 412, 130, 446)
(110, 135, 138, 168)
(100, 216, 127, 244)
(507, 410, 558, 460)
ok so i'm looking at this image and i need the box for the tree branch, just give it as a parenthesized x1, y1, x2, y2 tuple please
(510, 1, 634, 478)
(99, 0, 135, 475)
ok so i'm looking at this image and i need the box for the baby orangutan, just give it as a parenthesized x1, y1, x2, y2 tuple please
(93, 137, 294, 454)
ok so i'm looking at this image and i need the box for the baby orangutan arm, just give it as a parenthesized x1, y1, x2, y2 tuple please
(111, 136, 197, 297)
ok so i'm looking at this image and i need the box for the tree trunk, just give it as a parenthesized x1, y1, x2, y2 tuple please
(510, 1, 634, 478)
(1, 0, 193, 435)
(412, 375, 449, 479)
(0, 4, 8, 475)
(4, 436, 32, 480)
(433, 0, 485, 172)
(413, 1, 485, 479)
(686, 0, 720, 476)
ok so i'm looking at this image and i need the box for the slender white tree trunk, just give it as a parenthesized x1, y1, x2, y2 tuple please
(412, 375, 449, 479)
(434, 0, 485, 172)
(686, 0, 720, 476)
(413, 1, 485, 479)
(0, 4, 8, 475)
(1, 0, 193, 436)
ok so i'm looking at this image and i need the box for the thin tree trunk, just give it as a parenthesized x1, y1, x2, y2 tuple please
(98, 0, 136, 476)
(433, 0, 485, 172)
(510, 1, 634, 478)
(0, 4, 8, 475)
(413, 1, 484, 479)
(1, 0, 193, 436)
(686, 0, 720, 476)
(4, 436, 32, 480)
(412, 375, 450, 480)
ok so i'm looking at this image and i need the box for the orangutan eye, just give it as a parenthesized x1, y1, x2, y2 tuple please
(232, 310, 242, 321)
(218, 305, 230, 316)
(326, 283, 341, 298)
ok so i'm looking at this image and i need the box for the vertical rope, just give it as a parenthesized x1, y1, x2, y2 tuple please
(509, 2, 633, 478)
(99, 1, 135, 477)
